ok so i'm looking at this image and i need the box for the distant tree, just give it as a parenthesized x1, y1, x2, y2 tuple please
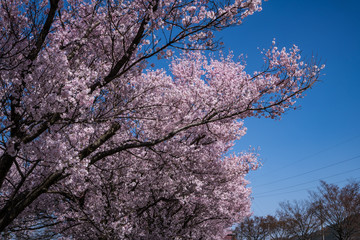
(234, 215, 270, 240)
(277, 200, 320, 240)
(310, 180, 360, 240)
(267, 215, 292, 240)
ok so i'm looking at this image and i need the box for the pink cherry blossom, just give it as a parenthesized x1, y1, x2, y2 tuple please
(0, 1, 323, 239)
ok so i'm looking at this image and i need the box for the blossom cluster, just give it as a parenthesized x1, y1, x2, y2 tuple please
(0, 1, 322, 239)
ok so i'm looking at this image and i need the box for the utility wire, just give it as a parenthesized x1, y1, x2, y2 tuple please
(253, 166, 360, 196)
(262, 134, 360, 176)
(252, 154, 360, 188)
(252, 177, 360, 199)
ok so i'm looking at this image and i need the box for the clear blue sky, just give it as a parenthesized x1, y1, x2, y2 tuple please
(220, 0, 360, 217)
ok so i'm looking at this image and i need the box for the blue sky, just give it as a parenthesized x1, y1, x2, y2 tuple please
(219, 0, 360, 216)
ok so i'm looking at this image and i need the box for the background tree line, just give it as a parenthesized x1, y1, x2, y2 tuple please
(234, 180, 360, 240)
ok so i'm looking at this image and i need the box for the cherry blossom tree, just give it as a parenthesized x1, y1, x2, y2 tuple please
(0, 0, 323, 239)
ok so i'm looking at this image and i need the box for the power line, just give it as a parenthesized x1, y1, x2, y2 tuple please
(267, 134, 360, 174)
(252, 177, 360, 199)
(252, 154, 360, 188)
(253, 166, 360, 196)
